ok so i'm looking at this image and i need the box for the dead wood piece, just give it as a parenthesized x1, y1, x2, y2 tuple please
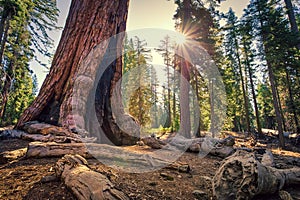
(0, 148, 27, 164)
(26, 142, 190, 173)
(21, 133, 96, 143)
(207, 146, 235, 158)
(143, 135, 235, 158)
(0, 129, 26, 140)
(22, 121, 86, 138)
(166, 162, 191, 173)
(0, 128, 96, 143)
(26, 142, 92, 158)
(212, 150, 300, 200)
(141, 137, 167, 149)
(261, 150, 275, 167)
(55, 154, 129, 200)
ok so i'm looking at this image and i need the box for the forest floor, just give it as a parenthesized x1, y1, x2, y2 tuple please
(0, 131, 300, 200)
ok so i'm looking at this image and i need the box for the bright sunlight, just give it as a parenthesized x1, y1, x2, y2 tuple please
(173, 32, 187, 45)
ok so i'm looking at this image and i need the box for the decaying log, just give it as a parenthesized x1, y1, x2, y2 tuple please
(0, 129, 25, 140)
(1, 121, 96, 143)
(26, 142, 92, 158)
(0, 148, 27, 164)
(21, 121, 88, 138)
(141, 137, 167, 149)
(55, 154, 129, 200)
(26, 142, 191, 172)
(212, 150, 300, 200)
(0, 129, 96, 143)
(142, 135, 235, 158)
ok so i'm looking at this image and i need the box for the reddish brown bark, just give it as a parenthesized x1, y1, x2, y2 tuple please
(16, 0, 139, 145)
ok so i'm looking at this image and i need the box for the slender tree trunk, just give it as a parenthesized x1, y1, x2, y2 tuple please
(235, 36, 251, 133)
(0, 31, 20, 123)
(257, 8, 285, 148)
(243, 43, 262, 135)
(172, 58, 178, 132)
(166, 63, 171, 128)
(268, 64, 285, 147)
(194, 68, 201, 137)
(248, 66, 262, 134)
(179, 0, 191, 138)
(16, 0, 139, 145)
(284, 0, 300, 49)
(285, 70, 299, 133)
(0, 12, 11, 68)
(0, 9, 9, 53)
(275, 84, 287, 132)
(179, 58, 191, 138)
(0, 63, 13, 122)
(210, 78, 216, 137)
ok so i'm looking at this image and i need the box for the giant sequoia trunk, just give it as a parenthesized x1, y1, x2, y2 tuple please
(16, 0, 139, 145)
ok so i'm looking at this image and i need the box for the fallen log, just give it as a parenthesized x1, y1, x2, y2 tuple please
(141, 136, 167, 149)
(0, 129, 96, 143)
(0, 129, 25, 140)
(55, 154, 129, 200)
(26, 142, 92, 158)
(142, 135, 235, 158)
(26, 142, 190, 173)
(21, 121, 84, 137)
(212, 150, 300, 200)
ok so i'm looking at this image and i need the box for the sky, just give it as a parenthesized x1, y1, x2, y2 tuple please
(31, 0, 250, 89)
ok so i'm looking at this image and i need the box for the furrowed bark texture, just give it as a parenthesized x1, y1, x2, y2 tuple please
(16, 0, 139, 145)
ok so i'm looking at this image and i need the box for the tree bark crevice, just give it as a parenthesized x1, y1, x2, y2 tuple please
(16, 0, 139, 145)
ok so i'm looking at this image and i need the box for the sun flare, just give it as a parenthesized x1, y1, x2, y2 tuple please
(173, 33, 187, 45)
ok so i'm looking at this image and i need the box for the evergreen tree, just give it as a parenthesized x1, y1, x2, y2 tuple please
(156, 35, 174, 128)
(240, 12, 263, 135)
(222, 8, 251, 133)
(0, 0, 59, 125)
(244, 0, 299, 147)
(173, 0, 218, 137)
(257, 81, 275, 129)
(123, 36, 153, 127)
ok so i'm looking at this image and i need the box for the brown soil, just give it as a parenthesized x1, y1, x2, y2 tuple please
(1, 133, 300, 200)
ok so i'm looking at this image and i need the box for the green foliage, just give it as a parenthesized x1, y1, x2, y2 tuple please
(4, 67, 36, 124)
(0, 0, 59, 126)
(122, 36, 154, 127)
(257, 81, 275, 128)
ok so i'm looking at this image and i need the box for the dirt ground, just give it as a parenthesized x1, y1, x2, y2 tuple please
(0, 133, 300, 200)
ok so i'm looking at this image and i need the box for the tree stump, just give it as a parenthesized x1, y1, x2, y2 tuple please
(212, 150, 300, 200)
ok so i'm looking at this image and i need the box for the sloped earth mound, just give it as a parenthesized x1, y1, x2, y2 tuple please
(0, 136, 300, 200)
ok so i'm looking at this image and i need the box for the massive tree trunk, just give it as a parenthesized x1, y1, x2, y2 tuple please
(16, 0, 139, 145)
